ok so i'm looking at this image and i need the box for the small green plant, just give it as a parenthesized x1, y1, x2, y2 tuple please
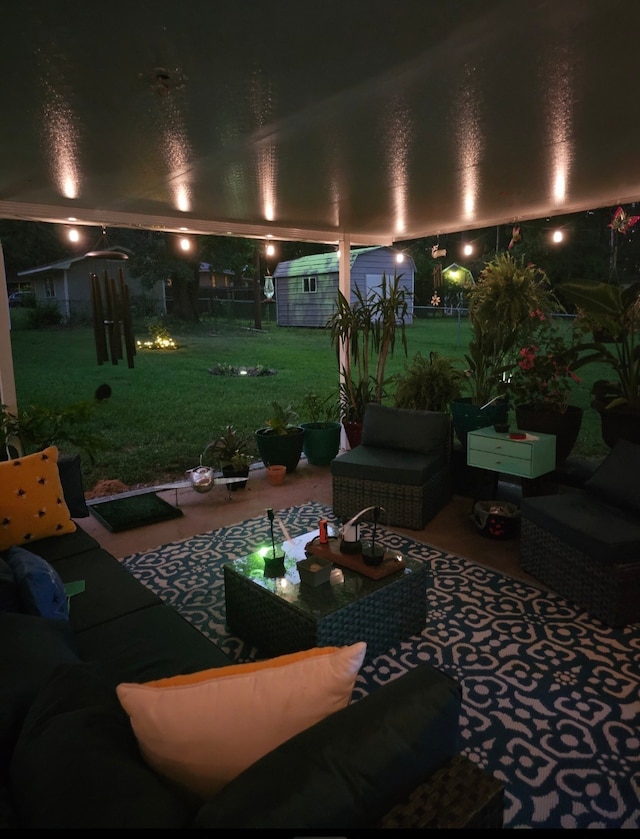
(264, 402, 300, 435)
(301, 390, 339, 426)
(209, 425, 252, 468)
(393, 352, 465, 413)
(0, 401, 104, 463)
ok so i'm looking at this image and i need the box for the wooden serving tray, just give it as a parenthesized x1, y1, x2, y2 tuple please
(304, 537, 405, 580)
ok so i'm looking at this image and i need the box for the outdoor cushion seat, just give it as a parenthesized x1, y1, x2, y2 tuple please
(331, 445, 447, 487)
(520, 439, 640, 626)
(331, 404, 452, 530)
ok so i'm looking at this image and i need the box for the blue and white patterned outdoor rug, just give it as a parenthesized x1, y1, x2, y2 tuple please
(122, 501, 640, 829)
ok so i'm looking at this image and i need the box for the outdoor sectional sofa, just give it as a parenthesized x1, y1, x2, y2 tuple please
(0, 447, 503, 830)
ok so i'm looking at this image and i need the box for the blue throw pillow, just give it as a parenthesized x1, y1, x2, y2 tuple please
(5, 546, 69, 621)
(0, 556, 20, 612)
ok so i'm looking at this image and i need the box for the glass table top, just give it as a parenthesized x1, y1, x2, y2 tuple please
(224, 528, 420, 619)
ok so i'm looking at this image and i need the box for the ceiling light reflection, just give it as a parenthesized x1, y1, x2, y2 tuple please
(455, 65, 483, 223)
(544, 43, 574, 207)
(42, 82, 81, 200)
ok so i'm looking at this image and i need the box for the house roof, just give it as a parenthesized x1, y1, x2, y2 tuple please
(0, 1, 638, 247)
(18, 252, 129, 276)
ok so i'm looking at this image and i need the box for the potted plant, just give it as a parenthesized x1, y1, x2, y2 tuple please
(300, 390, 342, 466)
(210, 425, 253, 490)
(393, 352, 465, 413)
(0, 400, 103, 463)
(327, 273, 409, 448)
(255, 402, 305, 473)
(556, 278, 640, 447)
(452, 253, 561, 446)
(499, 315, 584, 464)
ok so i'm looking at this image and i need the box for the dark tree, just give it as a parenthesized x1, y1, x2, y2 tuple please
(128, 232, 200, 322)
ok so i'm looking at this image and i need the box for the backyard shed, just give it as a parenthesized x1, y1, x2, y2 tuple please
(17, 254, 166, 321)
(272, 246, 415, 328)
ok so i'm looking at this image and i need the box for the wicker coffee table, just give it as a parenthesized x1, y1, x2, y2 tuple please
(223, 529, 429, 662)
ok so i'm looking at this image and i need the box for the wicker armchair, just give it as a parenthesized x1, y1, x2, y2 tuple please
(331, 404, 453, 530)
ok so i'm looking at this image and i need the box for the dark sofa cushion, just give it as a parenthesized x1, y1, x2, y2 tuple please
(331, 444, 447, 486)
(25, 526, 100, 564)
(0, 557, 20, 612)
(57, 453, 90, 518)
(44, 547, 161, 632)
(361, 404, 450, 456)
(0, 612, 80, 782)
(194, 663, 461, 829)
(74, 604, 232, 685)
(584, 439, 640, 514)
(521, 492, 640, 565)
(9, 663, 198, 829)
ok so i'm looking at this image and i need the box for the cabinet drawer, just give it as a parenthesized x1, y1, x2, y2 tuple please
(468, 435, 528, 459)
(468, 449, 533, 478)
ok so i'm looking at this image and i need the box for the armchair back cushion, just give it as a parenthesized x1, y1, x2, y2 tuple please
(583, 439, 640, 514)
(360, 404, 450, 456)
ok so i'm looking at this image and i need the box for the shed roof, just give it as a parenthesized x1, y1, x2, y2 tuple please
(274, 246, 394, 278)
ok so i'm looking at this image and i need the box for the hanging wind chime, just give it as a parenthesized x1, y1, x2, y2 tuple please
(87, 228, 136, 368)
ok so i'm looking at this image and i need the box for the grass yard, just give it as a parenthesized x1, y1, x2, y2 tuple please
(8, 310, 611, 491)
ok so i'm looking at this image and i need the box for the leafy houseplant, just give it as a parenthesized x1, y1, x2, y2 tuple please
(0, 401, 103, 463)
(300, 390, 341, 466)
(327, 274, 409, 446)
(255, 402, 305, 473)
(393, 352, 465, 413)
(502, 317, 582, 414)
(500, 315, 584, 464)
(556, 279, 640, 446)
(452, 253, 562, 446)
(463, 254, 561, 406)
(209, 425, 253, 490)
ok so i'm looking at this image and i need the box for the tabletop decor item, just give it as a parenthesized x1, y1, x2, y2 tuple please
(262, 508, 285, 577)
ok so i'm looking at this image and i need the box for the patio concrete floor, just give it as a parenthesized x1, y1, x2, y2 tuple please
(80, 459, 537, 587)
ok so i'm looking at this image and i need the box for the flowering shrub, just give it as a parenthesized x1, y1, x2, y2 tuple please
(502, 312, 582, 413)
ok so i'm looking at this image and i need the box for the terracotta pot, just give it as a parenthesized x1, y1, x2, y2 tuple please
(266, 464, 286, 486)
(515, 404, 583, 465)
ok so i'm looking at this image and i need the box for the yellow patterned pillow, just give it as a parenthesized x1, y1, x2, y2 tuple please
(0, 447, 76, 551)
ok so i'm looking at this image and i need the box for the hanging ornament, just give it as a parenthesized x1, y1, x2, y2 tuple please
(263, 273, 275, 300)
(608, 206, 640, 235)
(508, 225, 521, 250)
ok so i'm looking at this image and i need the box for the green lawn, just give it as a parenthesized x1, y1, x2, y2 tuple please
(8, 310, 610, 490)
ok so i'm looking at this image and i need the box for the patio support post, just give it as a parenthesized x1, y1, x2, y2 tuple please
(0, 241, 18, 420)
(338, 233, 351, 450)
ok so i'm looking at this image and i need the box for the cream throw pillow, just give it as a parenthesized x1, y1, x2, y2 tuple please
(116, 642, 367, 798)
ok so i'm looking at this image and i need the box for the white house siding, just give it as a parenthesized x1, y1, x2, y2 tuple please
(273, 246, 414, 328)
(18, 256, 165, 320)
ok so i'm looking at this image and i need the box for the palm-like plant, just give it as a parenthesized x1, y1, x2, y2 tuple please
(327, 274, 409, 422)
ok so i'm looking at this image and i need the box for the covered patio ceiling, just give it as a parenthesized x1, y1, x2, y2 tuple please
(1, 0, 639, 248)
